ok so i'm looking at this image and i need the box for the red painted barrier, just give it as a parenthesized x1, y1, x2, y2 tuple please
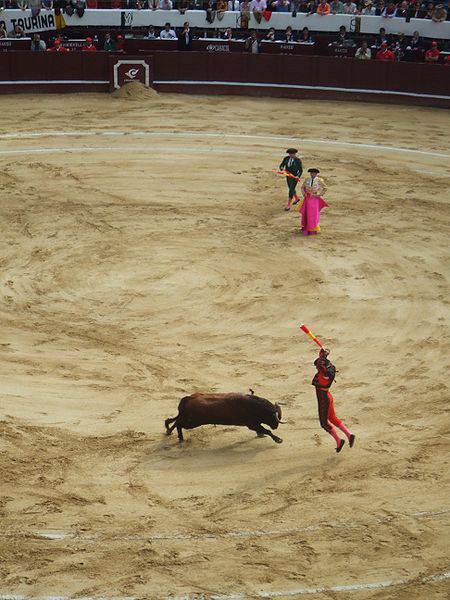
(0, 52, 110, 93)
(152, 52, 450, 106)
(0, 51, 449, 107)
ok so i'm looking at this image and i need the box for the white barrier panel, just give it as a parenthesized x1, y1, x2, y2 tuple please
(107, 10, 354, 32)
(0, 9, 56, 33)
(359, 15, 450, 38)
(2, 9, 449, 39)
(66, 10, 450, 39)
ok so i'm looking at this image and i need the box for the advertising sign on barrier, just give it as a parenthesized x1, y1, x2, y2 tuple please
(0, 9, 56, 34)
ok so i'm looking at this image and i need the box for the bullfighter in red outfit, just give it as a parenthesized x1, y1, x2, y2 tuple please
(312, 348, 355, 453)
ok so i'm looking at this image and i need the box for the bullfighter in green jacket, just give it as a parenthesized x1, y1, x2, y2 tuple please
(279, 148, 303, 211)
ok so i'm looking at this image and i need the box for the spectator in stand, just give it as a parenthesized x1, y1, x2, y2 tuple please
(250, 0, 267, 23)
(361, 0, 376, 14)
(317, 0, 331, 14)
(381, 1, 396, 17)
(375, 26, 390, 46)
(299, 26, 313, 42)
(395, 0, 408, 17)
(82, 37, 97, 51)
(409, 1, 425, 18)
(228, 0, 240, 9)
(180, 0, 191, 13)
(148, 0, 160, 8)
(217, 0, 228, 16)
(306, 0, 318, 14)
(160, 0, 173, 7)
(160, 22, 177, 38)
(245, 29, 260, 52)
(204, 1, 215, 26)
(405, 0, 419, 18)
(432, 4, 447, 22)
(264, 26, 276, 40)
(375, 0, 385, 15)
(335, 24, 349, 45)
(221, 27, 234, 39)
(376, 41, 396, 59)
(10, 25, 25, 37)
(392, 32, 406, 59)
(17, 0, 29, 9)
(103, 32, 116, 51)
(66, 0, 87, 18)
(283, 25, 297, 41)
(240, 0, 251, 27)
(42, 0, 54, 8)
(48, 38, 69, 52)
(178, 21, 193, 49)
(424, 2, 434, 18)
(147, 25, 157, 38)
(425, 40, 440, 61)
(403, 29, 423, 60)
(273, 0, 291, 11)
(342, 0, 357, 14)
(406, 30, 422, 50)
(116, 34, 125, 52)
(330, 0, 344, 13)
(135, 0, 148, 8)
(0, 24, 7, 39)
(31, 33, 46, 51)
(355, 39, 372, 59)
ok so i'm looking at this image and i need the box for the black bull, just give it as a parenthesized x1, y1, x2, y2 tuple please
(164, 390, 284, 444)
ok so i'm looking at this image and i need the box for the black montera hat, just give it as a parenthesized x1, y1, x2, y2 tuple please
(308, 168, 320, 173)
(286, 148, 298, 154)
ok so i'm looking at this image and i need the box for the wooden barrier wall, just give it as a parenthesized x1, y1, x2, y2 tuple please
(0, 52, 109, 83)
(0, 51, 449, 107)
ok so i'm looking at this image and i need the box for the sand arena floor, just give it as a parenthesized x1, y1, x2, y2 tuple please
(0, 89, 449, 599)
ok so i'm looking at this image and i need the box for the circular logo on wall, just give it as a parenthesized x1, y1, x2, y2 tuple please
(124, 68, 140, 79)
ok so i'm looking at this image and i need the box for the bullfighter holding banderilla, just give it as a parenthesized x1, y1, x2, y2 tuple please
(313, 347, 355, 453)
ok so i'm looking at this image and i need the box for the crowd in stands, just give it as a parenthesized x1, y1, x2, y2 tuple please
(0, 0, 447, 62)
(0, 0, 87, 13)
(0, 0, 448, 20)
(2, 20, 445, 62)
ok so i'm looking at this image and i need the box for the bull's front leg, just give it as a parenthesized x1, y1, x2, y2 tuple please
(176, 424, 184, 442)
(252, 424, 283, 444)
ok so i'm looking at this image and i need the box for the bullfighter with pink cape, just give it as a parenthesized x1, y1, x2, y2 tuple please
(299, 168, 328, 235)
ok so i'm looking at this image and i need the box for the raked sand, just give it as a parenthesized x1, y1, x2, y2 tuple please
(0, 88, 449, 599)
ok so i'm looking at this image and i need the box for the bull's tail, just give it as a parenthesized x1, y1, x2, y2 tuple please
(164, 396, 190, 434)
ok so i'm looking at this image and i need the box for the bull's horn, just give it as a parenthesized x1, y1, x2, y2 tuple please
(274, 403, 286, 423)
(249, 388, 255, 395)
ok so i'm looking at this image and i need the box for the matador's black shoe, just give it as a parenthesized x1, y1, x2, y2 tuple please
(336, 439, 345, 453)
(349, 434, 355, 448)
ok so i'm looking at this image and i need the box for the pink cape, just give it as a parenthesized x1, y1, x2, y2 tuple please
(300, 193, 329, 235)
